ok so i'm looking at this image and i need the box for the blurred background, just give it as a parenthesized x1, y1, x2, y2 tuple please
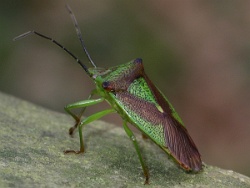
(1, 0, 250, 177)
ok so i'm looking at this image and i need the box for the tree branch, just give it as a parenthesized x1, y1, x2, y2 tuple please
(0, 91, 249, 187)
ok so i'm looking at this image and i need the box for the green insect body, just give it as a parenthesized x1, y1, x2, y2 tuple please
(14, 5, 202, 184)
(89, 59, 202, 171)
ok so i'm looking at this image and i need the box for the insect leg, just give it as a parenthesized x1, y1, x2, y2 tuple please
(64, 89, 98, 136)
(64, 108, 116, 154)
(123, 121, 149, 185)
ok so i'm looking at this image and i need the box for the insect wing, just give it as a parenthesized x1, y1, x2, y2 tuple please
(143, 73, 202, 171)
(109, 70, 202, 172)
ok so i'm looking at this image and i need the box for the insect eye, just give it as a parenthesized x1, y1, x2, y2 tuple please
(102, 81, 109, 89)
(103, 81, 116, 93)
(102, 81, 114, 91)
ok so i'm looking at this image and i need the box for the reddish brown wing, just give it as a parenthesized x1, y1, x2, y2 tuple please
(143, 73, 202, 171)
(103, 58, 202, 171)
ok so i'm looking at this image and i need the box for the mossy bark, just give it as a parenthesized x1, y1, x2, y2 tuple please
(0, 91, 249, 187)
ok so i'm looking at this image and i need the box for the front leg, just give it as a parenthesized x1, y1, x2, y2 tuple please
(64, 89, 98, 136)
(64, 108, 116, 154)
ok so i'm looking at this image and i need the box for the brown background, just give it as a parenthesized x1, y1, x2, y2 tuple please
(1, 1, 250, 177)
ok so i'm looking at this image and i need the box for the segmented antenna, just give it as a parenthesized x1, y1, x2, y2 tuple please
(66, 5, 96, 68)
(13, 31, 91, 77)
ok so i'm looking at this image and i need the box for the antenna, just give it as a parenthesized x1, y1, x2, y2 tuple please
(13, 31, 92, 77)
(66, 5, 97, 68)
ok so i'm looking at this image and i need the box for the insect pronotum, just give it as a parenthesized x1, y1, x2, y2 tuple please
(14, 5, 202, 184)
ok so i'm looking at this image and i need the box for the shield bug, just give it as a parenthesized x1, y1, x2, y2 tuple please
(14, 5, 202, 184)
